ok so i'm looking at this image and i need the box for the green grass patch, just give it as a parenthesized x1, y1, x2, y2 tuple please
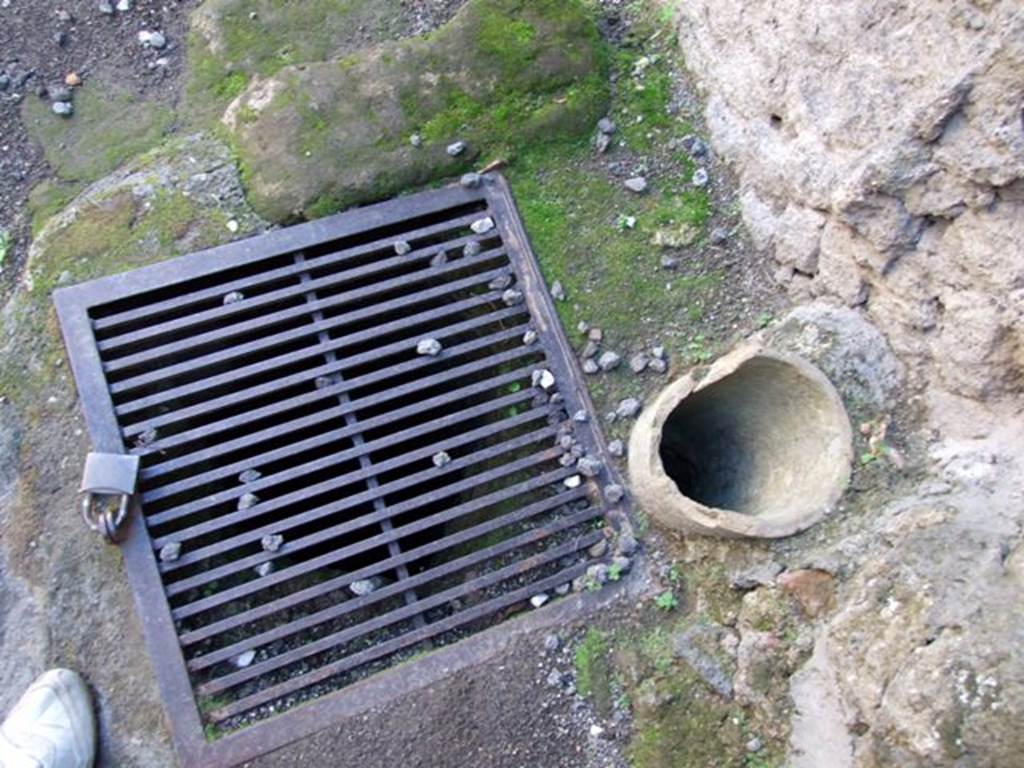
(574, 628, 609, 698)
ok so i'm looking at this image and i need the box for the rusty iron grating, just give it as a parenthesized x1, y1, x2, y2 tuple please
(54, 175, 625, 767)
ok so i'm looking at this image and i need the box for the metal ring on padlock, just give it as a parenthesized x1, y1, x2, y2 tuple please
(80, 492, 131, 544)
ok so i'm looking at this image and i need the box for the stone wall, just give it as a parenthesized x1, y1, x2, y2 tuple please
(673, 0, 1024, 400)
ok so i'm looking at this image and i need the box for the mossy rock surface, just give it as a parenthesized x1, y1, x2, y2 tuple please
(21, 79, 174, 185)
(225, 0, 610, 221)
(186, 0, 410, 125)
(2, 134, 264, 416)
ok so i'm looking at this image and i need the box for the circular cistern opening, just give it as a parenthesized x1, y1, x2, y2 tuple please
(629, 346, 853, 538)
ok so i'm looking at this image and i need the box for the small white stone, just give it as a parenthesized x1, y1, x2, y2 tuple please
(226, 219, 239, 233)
(532, 369, 556, 390)
(350, 578, 378, 597)
(624, 176, 648, 194)
(254, 561, 274, 577)
(470, 216, 495, 234)
(564, 475, 582, 489)
(261, 534, 284, 552)
(417, 338, 443, 356)
(432, 451, 452, 468)
(523, 329, 538, 345)
(223, 290, 244, 305)
(238, 492, 260, 510)
(590, 724, 605, 738)
(159, 542, 181, 563)
(393, 240, 411, 255)
(234, 650, 256, 669)
(446, 140, 466, 157)
(530, 594, 550, 609)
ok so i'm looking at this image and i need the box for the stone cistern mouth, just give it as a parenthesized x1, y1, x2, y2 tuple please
(628, 344, 853, 538)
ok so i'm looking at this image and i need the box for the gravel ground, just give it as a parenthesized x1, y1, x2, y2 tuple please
(0, 0, 200, 299)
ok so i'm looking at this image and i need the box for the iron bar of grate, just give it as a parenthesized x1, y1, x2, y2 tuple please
(142, 364, 538, 505)
(98, 245, 508, 357)
(92, 210, 487, 334)
(197, 518, 604, 697)
(208, 542, 600, 722)
(184, 492, 593, 668)
(169, 439, 565, 620)
(177, 471, 583, 646)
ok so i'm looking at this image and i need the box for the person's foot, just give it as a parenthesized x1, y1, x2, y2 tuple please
(0, 669, 95, 768)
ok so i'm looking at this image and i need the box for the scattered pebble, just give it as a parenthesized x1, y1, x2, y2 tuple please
(223, 290, 244, 305)
(350, 578, 380, 597)
(432, 450, 451, 468)
(629, 353, 649, 373)
(393, 240, 411, 255)
(582, 359, 599, 375)
(746, 738, 763, 753)
(550, 280, 565, 301)
(555, 583, 571, 596)
(523, 329, 538, 345)
(53, 31, 69, 47)
(430, 251, 447, 268)
(588, 327, 603, 343)
(98, 1, 114, 14)
(501, 288, 524, 306)
(558, 434, 575, 451)
(254, 561, 274, 577)
(464, 240, 482, 257)
(611, 555, 632, 575)
(51, 101, 73, 117)
(649, 358, 668, 374)
(238, 492, 260, 510)
(597, 351, 621, 372)
(546, 669, 563, 688)
(532, 368, 556, 390)
(616, 531, 638, 557)
(607, 439, 624, 458)
(530, 594, 549, 609)
(234, 650, 257, 669)
(135, 427, 158, 447)
(488, 274, 512, 290)
(446, 141, 466, 157)
(577, 456, 603, 478)
(159, 542, 181, 563)
(48, 84, 72, 102)
(586, 563, 610, 585)
(559, 453, 576, 467)
(692, 167, 709, 187)
(543, 633, 560, 652)
(137, 30, 166, 49)
(261, 534, 284, 552)
(624, 176, 648, 194)
(616, 398, 642, 419)
(710, 226, 729, 245)
(595, 132, 612, 154)
(604, 484, 625, 503)
(661, 255, 679, 270)
(564, 475, 582, 489)
(470, 216, 495, 234)
(589, 539, 609, 558)
(417, 338, 443, 356)
(597, 117, 616, 135)
(410, 134, 422, 147)
(460, 172, 481, 188)
(238, 469, 261, 484)
(314, 376, 334, 389)
(116, 0, 132, 10)
(590, 724, 605, 738)
(576, 320, 590, 334)
(226, 219, 239, 233)
(651, 345, 666, 360)
(572, 409, 588, 423)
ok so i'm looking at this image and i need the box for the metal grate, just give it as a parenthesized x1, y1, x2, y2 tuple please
(54, 176, 625, 767)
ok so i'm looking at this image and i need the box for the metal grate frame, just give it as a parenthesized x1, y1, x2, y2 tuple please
(53, 175, 629, 767)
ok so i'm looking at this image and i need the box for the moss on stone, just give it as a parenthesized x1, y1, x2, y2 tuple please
(228, 0, 610, 220)
(21, 80, 173, 184)
(26, 181, 82, 238)
(184, 0, 407, 125)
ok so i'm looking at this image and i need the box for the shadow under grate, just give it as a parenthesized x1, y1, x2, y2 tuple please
(54, 175, 624, 768)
